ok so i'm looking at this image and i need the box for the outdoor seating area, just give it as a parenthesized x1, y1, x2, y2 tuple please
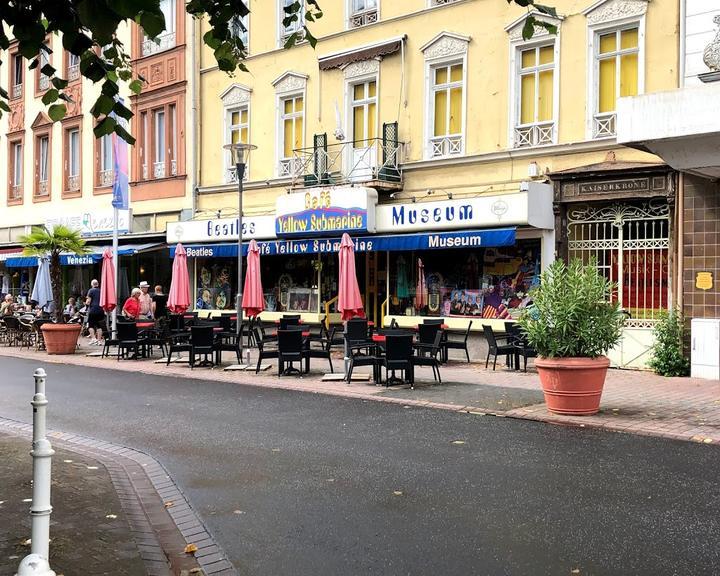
(0, 314, 49, 350)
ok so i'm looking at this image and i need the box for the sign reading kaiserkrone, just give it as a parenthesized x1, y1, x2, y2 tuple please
(275, 187, 378, 237)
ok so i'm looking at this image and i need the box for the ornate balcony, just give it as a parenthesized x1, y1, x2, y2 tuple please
(141, 32, 176, 57)
(39, 75, 50, 91)
(37, 180, 49, 196)
(290, 132, 404, 191)
(99, 169, 114, 187)
(10, 185, 21, 200)
(67, 175, 80, 192)
(349, 8, 378, 28)
(153, 161, 166, 179)
(514, 121, 555, 148)
(68, 64, 80, 82)
(429, 135, 463, 158)
(11, 84, 22, 99)
(593, 112, 616, 139)
(225, 166, 249, 183)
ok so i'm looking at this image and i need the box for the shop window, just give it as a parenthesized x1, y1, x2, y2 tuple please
(34, 132, 51, 199)
(8, 139, 24, 203)
(349, 0, 378, 28)
(387, 240, 541, 320)
(97, 133, 114, 188)
(514, 43, 556, 148)
(63, 125, 81, 195)
(279, 0, 305, 46)
(142, 0, 176, 56)
(278, 94, 304, 177)
(429, 62, 464, 158)
(10, 52, 23, 100)
(226, 106, 249, 182)
(593, 26, 640, 138)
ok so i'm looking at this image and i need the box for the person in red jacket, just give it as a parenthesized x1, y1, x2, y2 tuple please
(122, 288, 142, 320)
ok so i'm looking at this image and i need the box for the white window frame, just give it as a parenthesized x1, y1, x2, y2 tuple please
(12, 141, 23, 188)
(586, 9, 646, 140)
(225, 104, 251, 182)
(99, 133, 114, 187)
(278, 0, 305, 47)
(508, 38, 560, 148)
(347, 0, 379, 29)
(68, 128, 80, 178)
(276, 91, 305, 177)
(153, 109, 166, 178)
(12, 54, 23, 98)
(38, 135, 50, 194)
(347, 74, 379, 145)
(230, 11, 250, 49)
(425, 57, 467, 159)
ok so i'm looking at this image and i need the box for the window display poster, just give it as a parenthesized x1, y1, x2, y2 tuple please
(197, 261, 233, 310)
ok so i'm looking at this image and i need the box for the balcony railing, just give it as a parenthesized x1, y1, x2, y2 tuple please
(153, 161, 166, 179)
(99, 169, 114, 187)
(11, 84, 22, 99)
(37, 180, 49, 196)
(142, 32, 176, 57)
(290, 137, 404, 189)
(226, 166, 249, 183)
(349, 8, 378, 28)
(68, 64, 80, 82)
(593, 112, 616, 139)
(39, 75, 50, 91)
(429, 135, 463, 158)
(10, 185, 21, 200)
(67, 175, 80, 192)
(514, 121, 555, 148)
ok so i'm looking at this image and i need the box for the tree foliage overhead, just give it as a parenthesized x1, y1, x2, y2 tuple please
(0, 0, 555, 143)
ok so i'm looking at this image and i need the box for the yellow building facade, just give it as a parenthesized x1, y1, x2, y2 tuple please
(180, 0, 678, 352)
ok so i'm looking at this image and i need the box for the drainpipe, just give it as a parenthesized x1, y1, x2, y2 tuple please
(190, 16, 200, 217)
(679, 0, 686, 86)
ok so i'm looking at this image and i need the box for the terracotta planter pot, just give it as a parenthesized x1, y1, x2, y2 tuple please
(41, 323, 82, 355)
(535, 356, 610, 416)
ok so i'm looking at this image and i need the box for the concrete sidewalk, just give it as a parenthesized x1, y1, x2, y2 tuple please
(1, 342, 719, 444)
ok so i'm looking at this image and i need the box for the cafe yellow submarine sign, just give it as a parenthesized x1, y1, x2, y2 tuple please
(275, 187, 378, 237)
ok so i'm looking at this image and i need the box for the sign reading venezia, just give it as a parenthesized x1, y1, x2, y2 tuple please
(275, 187, 378, 237)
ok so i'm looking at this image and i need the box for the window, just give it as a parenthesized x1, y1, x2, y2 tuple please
(9, 140, 23, 201)
(280, 0, 304, 45)
(351, 80, 377, 146)
(98, 133, 114, 187)
(35, 134, 50, 198)
(349, 0, 378, 28)
(142, 0, 177, 56)
(37, 44, 51, 94)
(153, 109, 166, 178)
(67, 52, 81, 82)
(226, 107, 249, 182)
(169, 103, 177, 176)
(429, 62, 463, 157)
(230, 12, 249, 47)
(278, 94, 304, 176)
(593, 26, 639, 138)
(10, 53, 23, 100)
(64, 126, 81, 193)
(514, 44, 555, 147)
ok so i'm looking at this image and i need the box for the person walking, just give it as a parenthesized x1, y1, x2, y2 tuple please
(138, 281, 153, 319)
(85, 279, 105, 345)
(122, 288, 142, 320)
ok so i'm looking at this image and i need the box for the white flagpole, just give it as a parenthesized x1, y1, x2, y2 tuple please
(112, 207, 118, 338)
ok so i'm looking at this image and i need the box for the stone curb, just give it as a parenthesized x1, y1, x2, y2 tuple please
(0, 417, 237, 576)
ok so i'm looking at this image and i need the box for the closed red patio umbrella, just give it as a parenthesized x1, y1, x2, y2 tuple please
(99, 248, 116, 312)
(242, 239, 265, 318)
(337, 233, 365, 321)
(168, 243, 191, 314)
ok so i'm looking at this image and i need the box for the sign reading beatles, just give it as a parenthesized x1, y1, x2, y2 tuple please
(275, 187, 378, 237)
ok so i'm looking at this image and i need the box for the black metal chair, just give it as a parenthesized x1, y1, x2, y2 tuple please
(382, 334, 414, 387)
(412, 330, 443, 385)
(142, 320, 169, 358)
(345, 333, 382, 383)
(117, 321, 141, 360)
(423, 318, 444, 326)
(3, 316, 22, 347)
(216, 314, 233, 333)
(506, 323, 537, 372)
(279, 316, 301, 330)
(305, 326, 335, 373)
(254, 326, 279, 373)
(215, 332, 244, 364)
(345, 318, 371, 354)
(277, 328, 306, 376)
(482, 324, 515, 371)
(190, 325, 217, 369)
(443, 321, 473, 363)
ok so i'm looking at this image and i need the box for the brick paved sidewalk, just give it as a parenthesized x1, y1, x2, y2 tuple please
(0, 432, 146, 576)
(1, 342, 719, 445)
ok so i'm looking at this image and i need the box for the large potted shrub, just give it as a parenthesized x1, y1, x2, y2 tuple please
(19, 225, 90, 354)
(518, 258, 625, 415)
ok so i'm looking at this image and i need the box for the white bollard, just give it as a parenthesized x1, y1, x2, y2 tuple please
(16, 368, 56, 576)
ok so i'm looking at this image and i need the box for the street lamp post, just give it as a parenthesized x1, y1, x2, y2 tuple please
(223, 142, 256, 367)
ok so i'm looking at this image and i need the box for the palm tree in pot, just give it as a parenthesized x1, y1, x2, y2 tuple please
(518, 258, 625, 415)
(19, 225, 90, 354)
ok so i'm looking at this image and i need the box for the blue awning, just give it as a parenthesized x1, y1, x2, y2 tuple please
(5, 243, 163, 268)
(171, 228, 517, 258)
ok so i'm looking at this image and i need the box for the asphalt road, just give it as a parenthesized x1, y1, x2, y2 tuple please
(1, 357, 718, 576)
